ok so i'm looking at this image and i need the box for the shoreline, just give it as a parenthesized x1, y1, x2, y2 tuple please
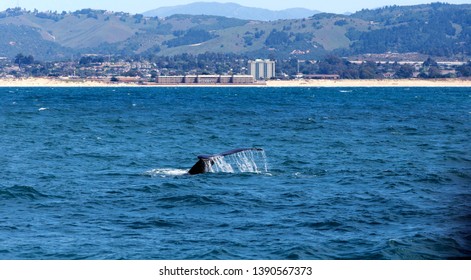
(1, 77, 471, 87)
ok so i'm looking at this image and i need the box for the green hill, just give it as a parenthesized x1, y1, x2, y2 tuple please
(0, 3, 470, 61)
(349, 3, 471, 57)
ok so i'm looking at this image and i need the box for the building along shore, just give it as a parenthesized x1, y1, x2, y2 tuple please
(155, 75, 255, 85)
(1, 77, 471, 87)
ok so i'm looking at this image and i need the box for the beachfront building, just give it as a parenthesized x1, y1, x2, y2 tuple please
(156, 76, 185, 84)
(232, 75, 255, 84)
(248, 59, 276, 80)
(303, 74, 340, 80)
(155, 75, 254, 85)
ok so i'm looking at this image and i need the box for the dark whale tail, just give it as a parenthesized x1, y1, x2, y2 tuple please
(188, 148, 264, 175)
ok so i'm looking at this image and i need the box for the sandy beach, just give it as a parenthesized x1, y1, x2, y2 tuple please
(0, 77, 123, 87)
(267, 78, 471, 87)
(1, 77, 471, 87)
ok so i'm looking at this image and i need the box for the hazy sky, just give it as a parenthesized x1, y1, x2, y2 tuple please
(1, 0, 470, 14)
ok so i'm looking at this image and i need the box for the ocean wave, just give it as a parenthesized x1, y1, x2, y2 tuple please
(2, 87, 470, 260)
(126, 218, 182, 229)
(0, 185, 48, 200)
(298, 221, 343, 230)
(189, 248, 243, 260)
(415, 173, 452, 184)
(273, 245, 318, 260)
(384, 233, 469, 259)
(157, 194, 226, 206)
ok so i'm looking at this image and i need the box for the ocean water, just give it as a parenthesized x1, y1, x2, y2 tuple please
(0, 86, 470, 260)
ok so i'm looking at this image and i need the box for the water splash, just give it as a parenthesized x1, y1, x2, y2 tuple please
(207, 149, 268, 174)
(144, 168, 189, 177)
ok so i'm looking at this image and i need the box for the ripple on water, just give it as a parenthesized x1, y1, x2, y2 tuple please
(0, 185, 48, 200)
(1, 87, 470, 260)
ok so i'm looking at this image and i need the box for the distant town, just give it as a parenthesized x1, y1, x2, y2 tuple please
(1, 52, 471, 85)
(1, 3, 470, 85)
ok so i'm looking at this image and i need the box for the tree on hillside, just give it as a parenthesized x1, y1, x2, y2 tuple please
(79, 56, 105, 65)
(264, 29, 290, 47)
(317, 55, 351, 76)
(14, 53, 34, 67)
(395, 64, 415, 78)
(359, 61, 378, 79)
(457, 62, 471, 77)
(423, 57, 438, 67)
(427, 66, 443, 78)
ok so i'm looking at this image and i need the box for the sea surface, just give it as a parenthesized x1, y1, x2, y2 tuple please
(0, 86, 470, 260)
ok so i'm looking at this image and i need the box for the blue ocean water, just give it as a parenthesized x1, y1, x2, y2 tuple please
(0, 86, 470, 260)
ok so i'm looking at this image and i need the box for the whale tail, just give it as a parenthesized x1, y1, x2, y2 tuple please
(188, 148, 264, 175)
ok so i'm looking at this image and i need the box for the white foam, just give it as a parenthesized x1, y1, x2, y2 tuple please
(38, 107, 48, 111)
(144, 168, 188, 177)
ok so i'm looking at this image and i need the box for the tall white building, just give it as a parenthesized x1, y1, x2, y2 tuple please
(248, 59, 276, 80)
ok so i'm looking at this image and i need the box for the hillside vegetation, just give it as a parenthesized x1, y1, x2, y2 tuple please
(0, 3, 470, 61)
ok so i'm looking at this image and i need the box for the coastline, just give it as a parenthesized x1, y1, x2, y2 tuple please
(1, 77, 471, 87)
(266, 78, 471, 87)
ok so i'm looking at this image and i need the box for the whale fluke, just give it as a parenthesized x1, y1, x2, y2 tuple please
(188, 158, 208, 175)
(188, 148, 264, 175)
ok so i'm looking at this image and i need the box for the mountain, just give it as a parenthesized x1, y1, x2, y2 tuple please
(142, 2, 320, 21)
(0, 3, 470, 61)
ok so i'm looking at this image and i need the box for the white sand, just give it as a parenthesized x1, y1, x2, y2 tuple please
(1, 77, 471, 87)
(266, 78, 471, 87)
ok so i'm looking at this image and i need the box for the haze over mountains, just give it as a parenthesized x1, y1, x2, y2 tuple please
(143, 2, 320, 21)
